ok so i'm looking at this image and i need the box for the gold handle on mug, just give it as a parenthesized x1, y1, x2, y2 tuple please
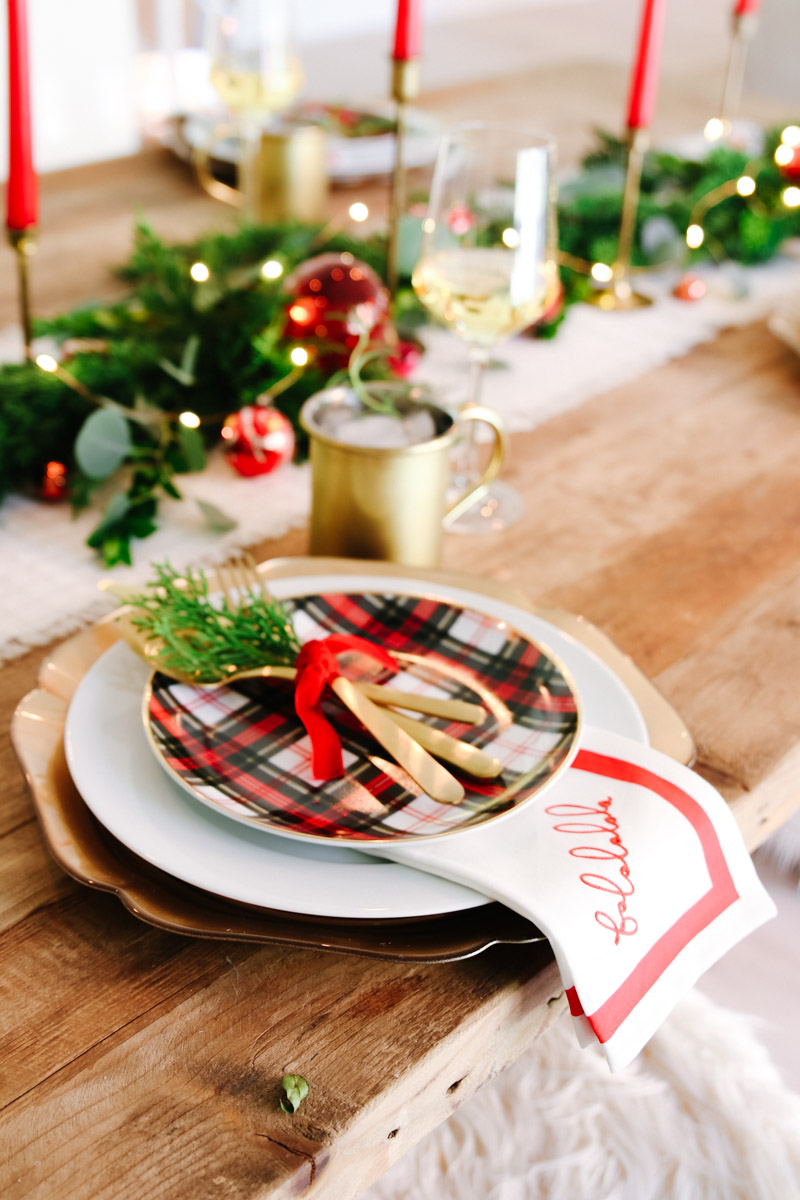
(442, 407, 509, 528)
(192, 124, 244, 209)
(193, 122, 328, 224)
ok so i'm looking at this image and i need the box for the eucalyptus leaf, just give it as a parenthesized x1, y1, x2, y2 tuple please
(280, 1075, 309, 1115)
(158, 358, 196, 387)
(74, 408, 132, 480)
(86, 492, 130, 546)
(177, 423, 206, 472)
(195, 498, 237, 532)
(180, 334, 201, 380)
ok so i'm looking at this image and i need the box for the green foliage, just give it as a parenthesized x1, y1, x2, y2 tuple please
(1, 220, 389, 564)
(124, 560, 302, 681)
(2, 126, 799, 563)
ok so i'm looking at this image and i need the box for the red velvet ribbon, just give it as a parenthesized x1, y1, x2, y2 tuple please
(294, 636, 397, 780)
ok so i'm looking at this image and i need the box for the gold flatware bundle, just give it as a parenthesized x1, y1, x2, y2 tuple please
(102, 556, 501, 803)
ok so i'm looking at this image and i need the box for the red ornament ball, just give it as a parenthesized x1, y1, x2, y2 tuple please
(221, 405, 295, 477)
(673, 274, 707, 302)
(283, 252, 389, 363)
(40, 460, 69, 501)
(778, 145, 800, 181)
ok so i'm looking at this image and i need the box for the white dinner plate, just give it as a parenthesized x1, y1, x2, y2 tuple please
(180, 105, 441, 182)
(65, 575, 648, 920)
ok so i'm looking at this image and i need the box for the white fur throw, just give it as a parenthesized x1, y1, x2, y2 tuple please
(360, 990, 800, 1200)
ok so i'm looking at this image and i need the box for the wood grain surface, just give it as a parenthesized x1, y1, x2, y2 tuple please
(3, 67, 800, 1200)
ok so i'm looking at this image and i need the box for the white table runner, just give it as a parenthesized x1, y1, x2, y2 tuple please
(1, 255, 798, 663)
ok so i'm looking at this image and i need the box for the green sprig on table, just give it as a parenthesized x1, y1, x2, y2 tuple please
(121, 560, 302, 682)
(280, 1074, 309, 1115)
(2, 125, 798, 564)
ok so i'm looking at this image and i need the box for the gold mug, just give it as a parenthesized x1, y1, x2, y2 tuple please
(300, 383, 508, 568)
(194, 122, 328, 224)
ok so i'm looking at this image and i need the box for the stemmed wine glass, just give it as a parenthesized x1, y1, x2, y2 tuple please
(203, 0, 303, 219)
(412, 121, 558, 533)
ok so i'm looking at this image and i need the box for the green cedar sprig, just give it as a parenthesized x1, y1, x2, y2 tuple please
(125, 560, 302, 681)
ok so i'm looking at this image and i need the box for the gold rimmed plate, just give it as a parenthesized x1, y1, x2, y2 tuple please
(143, 589, 581, 845)
(13, 559, 692, 958)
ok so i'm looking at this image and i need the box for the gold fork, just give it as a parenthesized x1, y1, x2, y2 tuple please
(106, 556, 501, 801)
(212, 556, 472, 803)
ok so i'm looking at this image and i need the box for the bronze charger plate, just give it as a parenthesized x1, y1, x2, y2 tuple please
(11, 558, 693, 962)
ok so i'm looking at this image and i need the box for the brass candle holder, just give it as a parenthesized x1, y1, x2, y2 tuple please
(706, 11, 760, 142)
(586, 127, 652, 311)
(8, 228, 36, 358)
(387, 57, 421, 298)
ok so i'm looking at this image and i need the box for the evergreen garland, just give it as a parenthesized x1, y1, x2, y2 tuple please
(1, 126, 798, 565)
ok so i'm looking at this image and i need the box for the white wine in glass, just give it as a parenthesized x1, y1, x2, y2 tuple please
(203, 0, 303, 220)
(412, 122, 558, 533)
(207, 0, 302, 123)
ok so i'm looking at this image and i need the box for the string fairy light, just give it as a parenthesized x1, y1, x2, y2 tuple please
(348, 202, 369, 223)
(590, 262, 614, 283)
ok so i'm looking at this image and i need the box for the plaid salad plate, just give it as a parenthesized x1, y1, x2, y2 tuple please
(146, 590, 581, 843)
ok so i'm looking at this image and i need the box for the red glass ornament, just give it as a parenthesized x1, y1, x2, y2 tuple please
(673, 274, 707, 302)
(221, 405, 295, 477)
(283, 252, 389, 364)
(40, 460, 68, 501)
(387, 340, 421, 378)
(778, 146, 800, 181)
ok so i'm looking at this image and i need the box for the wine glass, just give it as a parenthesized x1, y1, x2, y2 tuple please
(204, 0, 303, 218)
(412, 121, 558, 533)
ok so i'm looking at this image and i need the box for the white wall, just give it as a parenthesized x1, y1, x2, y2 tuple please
(0, 0, 141, 175)
(1, 0, 796, 179)
(1, 0, 560, 177)
(293, 0, 562, 43)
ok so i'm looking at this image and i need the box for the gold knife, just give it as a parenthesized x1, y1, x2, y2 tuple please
(331, 676, 466, 806)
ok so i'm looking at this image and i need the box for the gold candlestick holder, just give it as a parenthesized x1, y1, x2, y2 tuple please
(8, 228, 37, 359)
(706, 11, 760, 141)
(387, 57, 421, 298)
(586, 127, 652, 311)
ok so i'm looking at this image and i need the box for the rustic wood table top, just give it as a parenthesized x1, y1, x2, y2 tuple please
(3, 72, 800, 1200)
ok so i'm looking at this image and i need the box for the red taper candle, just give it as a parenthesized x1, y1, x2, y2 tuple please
(6, 0, 38, 231)
(625, 0, 669, 131)
(392, 0, 422, 61)
(733, 0, 761, 15)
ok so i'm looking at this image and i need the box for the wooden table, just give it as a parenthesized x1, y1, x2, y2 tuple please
(3, 85, 800, 1200)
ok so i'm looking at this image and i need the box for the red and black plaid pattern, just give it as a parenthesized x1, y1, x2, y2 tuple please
(148, 591, 579, 842)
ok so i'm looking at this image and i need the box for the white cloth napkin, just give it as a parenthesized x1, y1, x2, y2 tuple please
(374, 726, 776, 1071)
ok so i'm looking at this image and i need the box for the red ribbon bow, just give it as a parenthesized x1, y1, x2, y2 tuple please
(294, 635, 397, 779)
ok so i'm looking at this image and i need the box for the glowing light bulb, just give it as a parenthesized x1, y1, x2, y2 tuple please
(686, 224, 705, 249)
(190, 262, 210, 282)
(261, 260, 283, 280)
(422, 217, 435, 234)
(36, 354, 58, 372)
(290, 347, 309, 366)
(736, 175, 756, 197)
(781, 125, 800, 148)
(348, 202, 369, 222)
(501, 227, 520, 248)
(591, 262, 614, 283)
(704, 118, 725, 142)
(775, 144, 795, 167)
(179, 411, 201, 428)
(782, 186, 800, 208)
